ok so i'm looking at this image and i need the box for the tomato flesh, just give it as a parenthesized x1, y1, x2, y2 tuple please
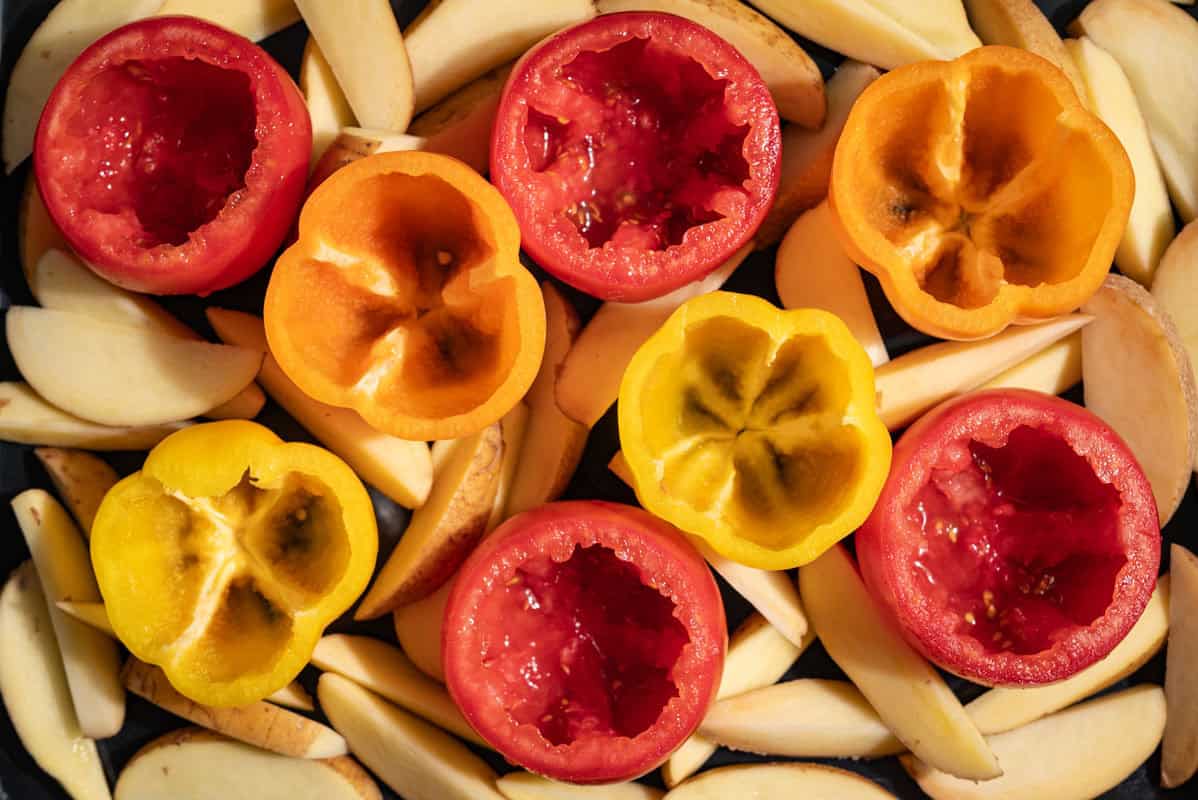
(477, 544, 688, 745)
(35, 17, 311, 295)
(492, 12, 780, 302)
(68, 57, 257, 248)
(857, 389, 1160, 686)
(912, 426, 1125, 656)
(443, 501, 726, 784)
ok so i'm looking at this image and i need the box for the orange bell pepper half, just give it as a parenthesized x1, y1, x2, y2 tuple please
(830, 46, 1133, 341)
(265, 151, 545, 440)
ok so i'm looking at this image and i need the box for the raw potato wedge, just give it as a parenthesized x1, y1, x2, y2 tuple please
(318, 673, 506, 800)
(34, 447, 118, 535)
(608, 450, 809, 647)
(504, 282, 586, 518)
(775, 201, 888, 366)
(56, 600, 115, 636)
(408, 64, 513, 174)
(7, 306, 261, 427)
(123, 659, 346, 759)
(295, 0, 414, 132)
(403, 0, 596, 112)
(393, 582, 450, 683)
(13, 490, 124, 740)
(19, 176, 69, 289)
(980, 333, 1082, 395)
(904, 685, 1166, 800)
(309, 128, 427, 187)
(747, 0, 980, 71)
(876, 314, 1092, 430)
(207, 308, 433, 509)
(498, 772, 663, 800)
(1163, 545, 1198, 787)
(663, 614, 807, 787)
(1152, 221, 1198, 470)
(266, 682, 315, 712)
(312, 634, 486, 747)
(799, 546, 999, 780)
(964, 0, 1087, 101)
(1066, 37, 1174, 285)
(699, 679, 903, 758)
(1082, 275, 1198, 524)
(1076, 0, 1198, 221)
(556, 243, 751, 428)
(0, 563, 111, 800)
(355, 422, 503, 618)
(300, 38, 357, 168)
(966, 575, 1170, 735)
(755, 61, 880, 248)
(663, 762, 895, 800)
(0, 382, 188, 450)
(153, 0, 300, 40)
(596, 0, 824, 128)
(114, 727, 379, 800)
(30, 251, 265, 420)
(486, 403, 529, 533)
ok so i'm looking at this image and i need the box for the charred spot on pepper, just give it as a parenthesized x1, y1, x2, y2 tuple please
(525, 35, 750, 251)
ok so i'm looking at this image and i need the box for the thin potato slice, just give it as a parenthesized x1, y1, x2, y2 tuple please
(663, 762, 895, 799)
(1163, 545, 1198, 787)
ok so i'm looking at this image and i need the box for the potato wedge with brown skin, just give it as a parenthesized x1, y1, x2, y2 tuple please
(308, 129, 427, 187)
(407, 64, 512, 174)
(904, 685, 1166, 800)
(964, 0, 1087, 101)
(505, 282, 586, 518)
(1082, 275, 1198, 524)
(663, 762, 895, 800)
(754, 61, 880, 248)
(1152, 220, 1198, 470)
(114, 728, 379, 800)
(123, 659, 346, 759)
(497, 772, 663, 800)
(1164, 545, 1198, 787)
(34, 448, 117, 535)
(979, 333, 1083, 395)
(356, 422, 503, 618)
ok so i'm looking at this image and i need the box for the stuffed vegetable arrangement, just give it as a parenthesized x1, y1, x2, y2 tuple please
(2, 0, 1198, 798)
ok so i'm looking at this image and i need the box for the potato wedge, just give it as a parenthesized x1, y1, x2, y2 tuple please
(979, 333, 1083, 395)
(799, 546, 999, 780)
(755, 61, 880, 248)
(114, 727, 379, 800)
(19, 176, 69, 289)
(392, 583, 450, 683)
(207, 308, 433, 509)
(153, 0, 300, 41)
(964, 0, 1086, 100)
(311, 634, 485, 747)
(308, 128, 426, 187)
(300, 38, 356, 168)
(663, 762, 895, 799)
(0, 382, 188, 450)
(498, 772, 663, 799)
(55, 600, 115, 636)
(13, 489, 124, 740)
(34, 447, 118, 535)
(1164, 545, 1198, 787)
(265, 682, 315, 713)
(123, 659, 345, 758)
(1082, 275, 1198, 524)
(1152, 220, 1198, 470)
(0, 562, 111, 800)
(487, 403, 529, 533)
(407, 64, 512, 174)
(318, 673, 505, 800)
(904, 685, 1166, 800)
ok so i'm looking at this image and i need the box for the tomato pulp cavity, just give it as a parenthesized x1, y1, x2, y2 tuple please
(857, 389, 1160, 687)
(35, 16, 311, 295)
(443, 501, 726, 783)
(491, 12, 781, 302)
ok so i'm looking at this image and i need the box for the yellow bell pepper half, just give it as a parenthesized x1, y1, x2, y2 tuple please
(619, 292, 891, 570)
(90, 420, 377, 707)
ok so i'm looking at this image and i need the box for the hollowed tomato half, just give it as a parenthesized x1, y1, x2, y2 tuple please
(490, 12, 781, 302)
(34, 16, 311, 295)
(857, 389, 1161, 687)
(443, 500, 726, 783)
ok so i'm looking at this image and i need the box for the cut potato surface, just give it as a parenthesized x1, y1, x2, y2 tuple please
(904, 685, 1166, 800)
(19, 176, 69, 288)
(300, 37, 357, 167)
(964, 0, 1087, 100)
(980, 333, 1082, 396)
(392, 583, 450, 682)
(663, 762, 896, 799)
(1163, 545, 1198, 787)
(0, 382, 188, 450)
(1152, 220, 1198, 471)
(114, 728, 379, 800)
(498, 772, 664, 799)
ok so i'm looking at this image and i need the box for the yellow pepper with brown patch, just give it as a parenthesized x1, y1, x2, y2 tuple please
(90, 420, 377, 707)
(618, 291, 891, 570)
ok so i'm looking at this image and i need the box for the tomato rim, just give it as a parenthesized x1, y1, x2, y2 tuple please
(490, 11, 781, 302)
(442, 500, 726, 784)
(34, 16, 311, 295)
(856, 388, 1161, 687)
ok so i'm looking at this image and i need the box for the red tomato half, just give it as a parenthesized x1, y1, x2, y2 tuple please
(857, 389, 1161, 687)
(490, 12, 781, 302)
(443, 500, 726, 783)
(34, 16, 311, 295)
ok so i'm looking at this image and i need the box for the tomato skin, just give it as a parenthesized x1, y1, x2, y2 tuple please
(857, 389, 1160, 687)
(443, 500, 726, 784)
(34, 16, 311, 296)
(491, 12, 781, 302)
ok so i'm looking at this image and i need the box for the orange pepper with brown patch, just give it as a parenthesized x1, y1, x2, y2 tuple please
(830, 46, 1133, 341)
(265, 151, 545, 440)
